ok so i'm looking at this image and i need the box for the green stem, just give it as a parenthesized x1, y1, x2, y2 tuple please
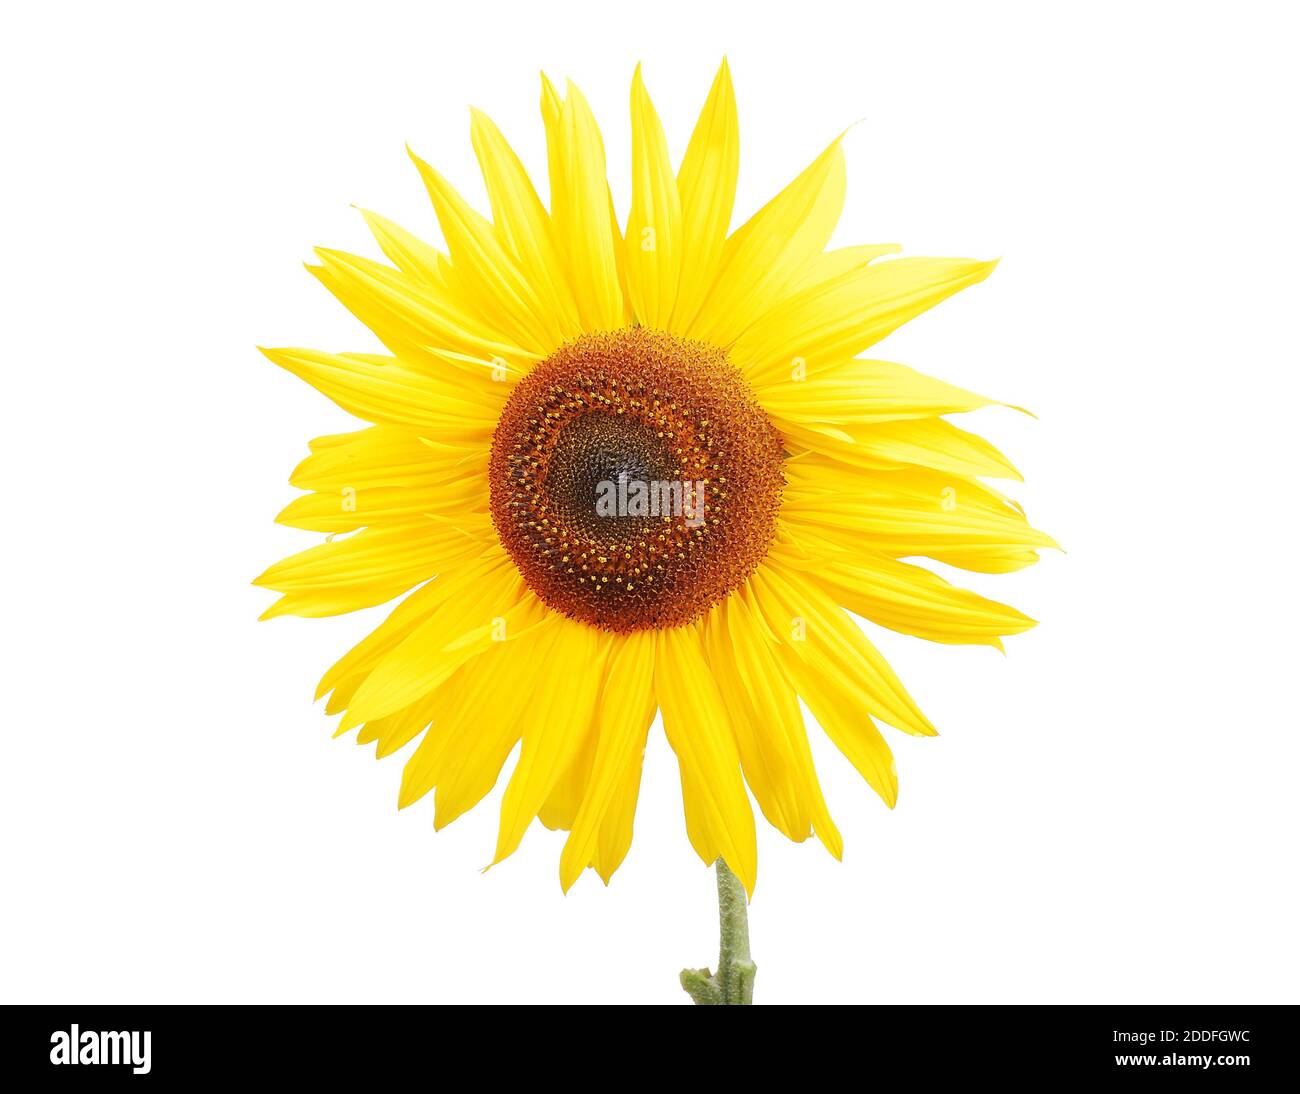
(679, 859, 757, 1005)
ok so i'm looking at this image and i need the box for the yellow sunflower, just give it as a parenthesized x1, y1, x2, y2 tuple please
(256, 60, 1051, 899)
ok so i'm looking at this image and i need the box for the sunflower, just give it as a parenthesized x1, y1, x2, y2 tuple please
(256, 60, 1051, 898)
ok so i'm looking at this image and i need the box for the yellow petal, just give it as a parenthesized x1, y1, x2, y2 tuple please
(753, 358, 999, 424)
(736, 257, 997, 384)
(591, 742, 646, 884)
(276, 472, 485, 533)
(308, 247, 535, 380)
(469, 108, 584, 339)
(744, 577, 900, 807)
(782, 417, 1022, 481)
(545, 80, 625, 331)
(492, 618, 609, 864)
(703, 602, 804, 839)
(316, 576, 458, 704)
(705, 596, 842, 857)
(254, 518, 492, 619)
(752, 563, 935, 738)
(669, 58, 739, 332)
(687, 137, 845, 347)
(354, 689, 439, 758)
(260, 345, 498, 436)
(559, 630, 657, 890)
(288, 426, 480, 494)
(399, 613, 558, 817)
(409, 150, 562, 352)
(340, 557, 544, 729)
(537, 716, 598, 834)
(624, 65, 682, 328)
(539, 73, 565, 219)
(774, 532, 1036, 647)
(656, 625, 757, 896)
(357, 209, 453, 289)
(782, 459, 1058, 572)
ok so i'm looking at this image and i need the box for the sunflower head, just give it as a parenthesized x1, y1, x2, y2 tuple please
(257, 60, 1052, 895)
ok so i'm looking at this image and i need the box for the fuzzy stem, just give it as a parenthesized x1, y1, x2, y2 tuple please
(679, 859, 756, 1005)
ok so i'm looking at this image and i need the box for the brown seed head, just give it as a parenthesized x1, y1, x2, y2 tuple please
(488, 328, 785, 632)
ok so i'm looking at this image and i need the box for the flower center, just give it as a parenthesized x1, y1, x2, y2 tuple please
(489, 328, 785, 632)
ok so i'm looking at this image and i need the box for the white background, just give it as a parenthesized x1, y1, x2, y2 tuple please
(3, 0, 1297, 1004)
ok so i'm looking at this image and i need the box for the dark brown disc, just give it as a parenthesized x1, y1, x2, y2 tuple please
(488, 328, 785, 632)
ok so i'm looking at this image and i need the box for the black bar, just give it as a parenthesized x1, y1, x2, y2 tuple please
(0, 1004, 1293, 1081)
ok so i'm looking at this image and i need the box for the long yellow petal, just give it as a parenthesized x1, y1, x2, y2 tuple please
(397, 613, 558, 817)
(469, 108, 584, 339)
(340, 557, 544, 730)
(492, 618, 609, 864)
(625, 65, 682, 328)
(254, 518, 492, 619)
(591, 743, 646, 884)
(559, 630, 657, 890)
(736, 257, 996, 383)
(546, 80, 624, 331)
(308, 247, 535, 381)
(782, 417, 1022, 481)
(539, 73, 565, 225)
(656, 625, 757, 895)
(753, 358, 999, 424)
(357, 209, 453, 289)
(276, 471, 485, 533)
(782, 459, 1058, 572)
(705, 596, 842, 857)
(316, 577, 451, 706)
(260, 346, 498, 437)
(537, 715, 598, 835)
(703, 602, 804, 839)
(773, 532, 1036, 647)
(752, 563, 935, 738)
(353, 689, 439, 758)
(409, 150, 562, 352)
(288, 426, 481, 494)
(669, 58, 739, 333)
(744, 577, 900, 807)
(687, 137, 845, 347)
